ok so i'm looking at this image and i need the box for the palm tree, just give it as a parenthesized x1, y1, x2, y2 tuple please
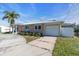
(2, 11, 20, 34)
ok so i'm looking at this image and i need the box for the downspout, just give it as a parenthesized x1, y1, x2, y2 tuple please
(59, 24, 61, 37)
(59, 22, 63, 37)
(59, 22, 64, 37)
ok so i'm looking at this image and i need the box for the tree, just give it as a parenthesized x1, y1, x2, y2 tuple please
(2, 11, 20, 34)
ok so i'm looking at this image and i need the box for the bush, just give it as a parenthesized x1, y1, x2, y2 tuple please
(74, 28, 79, 32)
(34, 32, 43, 37)
(18, 31, 26, 35)
(18, 31, 43, 37)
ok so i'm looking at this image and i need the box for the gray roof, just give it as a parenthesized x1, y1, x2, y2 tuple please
(16, 21, 75, 27)
(62, 23, 75, 27)
(16, 21, 64, 25)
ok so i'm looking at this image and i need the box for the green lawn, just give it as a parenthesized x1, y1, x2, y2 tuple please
(23, 35, 40, 43)
(53, 36, 79, 56)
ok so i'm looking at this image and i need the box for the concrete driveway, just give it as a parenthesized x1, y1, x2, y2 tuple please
(0, 34, 57, 56)
(28, 36, 57, 56)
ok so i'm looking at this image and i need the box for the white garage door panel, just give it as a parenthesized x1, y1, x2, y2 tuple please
(61, 28, 74, 37)
(45, 26, 59, 36)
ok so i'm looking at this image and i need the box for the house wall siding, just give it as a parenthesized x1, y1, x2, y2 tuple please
(17, 22, 74, 37)
(29, 24, 34, 32)
(17, 23, 60, 33)
(17, 25, 25, 32)
(28, 23, 45, 33)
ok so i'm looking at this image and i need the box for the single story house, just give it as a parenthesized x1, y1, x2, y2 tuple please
(17, 21, 75, 37)
(0, 25, 12, 33)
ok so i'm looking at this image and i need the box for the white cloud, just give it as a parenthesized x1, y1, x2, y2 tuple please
(51, 4, 79, 24)
(64, 4, 79, 24)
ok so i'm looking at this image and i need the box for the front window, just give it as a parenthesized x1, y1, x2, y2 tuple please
(35, 25, 41, 30)
(25, 25, 29, 32)
(25, 25, 29, 29)
(38, 25, 41, 29)
(35, 26, 37, 29)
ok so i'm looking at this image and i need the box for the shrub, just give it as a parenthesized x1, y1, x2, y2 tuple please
(33, 32, 43, 37)
(18, 31, 26, 35)
(18, 31, 43, 37)
(74, 28, 79, 32)
(29, 32, 33, 36)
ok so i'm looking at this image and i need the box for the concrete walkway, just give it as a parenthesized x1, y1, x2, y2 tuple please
(28, 36, 57, 56)
(0, 34, 57, 56)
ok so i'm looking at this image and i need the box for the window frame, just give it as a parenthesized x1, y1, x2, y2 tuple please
(34, 25, 41, 30)
(25, 25, 29, 29)
(35, 26, 37, 30)
(38, 25, 41, 29)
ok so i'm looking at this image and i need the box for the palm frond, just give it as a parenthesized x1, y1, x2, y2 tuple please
(12, 11, 20, 19)
(2, 11, 20, 26)
(2, 16, 8, 20)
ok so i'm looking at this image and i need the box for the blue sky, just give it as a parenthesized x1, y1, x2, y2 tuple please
(0, 3, 79, 26)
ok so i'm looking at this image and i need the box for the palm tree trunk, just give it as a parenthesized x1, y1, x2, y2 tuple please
(13, 28, 15, 34)
(15, 25, 18, 34)
(12, 25, 15, 34)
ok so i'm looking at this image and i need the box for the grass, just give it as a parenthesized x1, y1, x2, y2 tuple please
(53, 36, 79, 56)
(23, 35, 40, 43)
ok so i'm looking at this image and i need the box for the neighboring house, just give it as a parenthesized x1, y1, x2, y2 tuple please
(0, 25, 12, 33)
(17, 21, 74, 37)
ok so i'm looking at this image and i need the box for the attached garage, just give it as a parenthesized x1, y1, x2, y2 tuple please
(43, 23, 74, 37)
(44, 25, 60, 36)
(61, 23, 74, 37)
(61, 27, 74, 37)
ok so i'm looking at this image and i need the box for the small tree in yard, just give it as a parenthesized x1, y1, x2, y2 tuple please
(2, 11, 20, 34)
(74, 28, 79, 35)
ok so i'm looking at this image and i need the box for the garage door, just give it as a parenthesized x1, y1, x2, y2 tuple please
(61, 27, 74, 37)
(44, 26, 59, 36)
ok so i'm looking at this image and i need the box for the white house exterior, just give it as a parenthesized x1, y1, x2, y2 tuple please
(0, 25, 12, 33)
(17, 21, 74, 37)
